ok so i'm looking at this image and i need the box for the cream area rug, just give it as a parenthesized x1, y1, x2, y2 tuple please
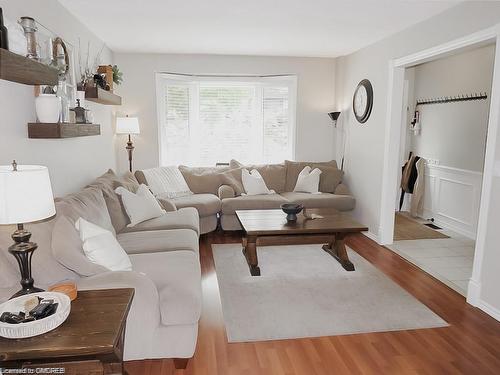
(212, 244, 448, 343)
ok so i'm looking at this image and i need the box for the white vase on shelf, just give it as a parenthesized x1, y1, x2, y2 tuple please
(35, 94, 61, 123)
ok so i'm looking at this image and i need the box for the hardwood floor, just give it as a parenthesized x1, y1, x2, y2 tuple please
(125, 232, 500, 375)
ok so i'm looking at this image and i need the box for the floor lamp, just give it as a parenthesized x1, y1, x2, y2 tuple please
(116, 116, 140, 172)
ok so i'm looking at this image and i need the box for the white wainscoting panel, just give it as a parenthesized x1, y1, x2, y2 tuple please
(422, 164, 482, 239)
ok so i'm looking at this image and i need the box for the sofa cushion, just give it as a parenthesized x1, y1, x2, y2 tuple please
(119, 207, 200, 235)
(140, 167, 193, 198)
(130, 251, 202, 326)
(178, 165, 230, 195)
(293, 166, 322, 193)
(219, 168, 245, 196)
(229, 160, 286, 192)
(52, 215, 108, 277)
(242, 168, 274, 195)
(280, 192, 355, 211)
(221, 194, 289, 214)
(56, 187, 116, 235)
(117, 229, 199, 255)
(115, 184, 166, 227)
(76, 218, 132, 272)
(284, 160, 342, 193)
(0, 256, 18, 290)
(88, 169, 139, 233)
(171, 193, 221, 217)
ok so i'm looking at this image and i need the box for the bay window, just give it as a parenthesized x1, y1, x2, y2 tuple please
(156, 74, 297, 166)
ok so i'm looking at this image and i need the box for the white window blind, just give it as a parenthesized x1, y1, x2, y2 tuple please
(156, 74, 296, 166)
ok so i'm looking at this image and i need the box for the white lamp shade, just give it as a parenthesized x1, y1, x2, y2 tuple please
(116, 117, 140, 134)
(0, 165, 56, 224)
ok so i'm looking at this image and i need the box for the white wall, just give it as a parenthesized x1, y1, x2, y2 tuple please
(0, 0, 116, 197)
(409, 44, 495, 172)
(113, 53, 336, 173)
(335, 1, 500, 319)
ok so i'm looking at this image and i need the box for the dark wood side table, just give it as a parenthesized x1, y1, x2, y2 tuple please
(0, 288, 134, 375)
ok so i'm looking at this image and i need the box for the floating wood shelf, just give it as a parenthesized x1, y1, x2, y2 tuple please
(28, 123, 101, 138)
(85, 87, 122, 105)
(0, 49, 59, 86)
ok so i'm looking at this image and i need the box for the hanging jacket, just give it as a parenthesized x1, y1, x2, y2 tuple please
(401, 155, 420, 193)
(410, 158, 425, 217)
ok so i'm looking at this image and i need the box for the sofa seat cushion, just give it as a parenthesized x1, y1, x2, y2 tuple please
(119, 207, 200, 235)
(171, 193, 221, 217)
(280, 192, 355, 211)
(117, 229, 199, 255)
(130, 251, 202, 326)
(221, 194, 289, 214)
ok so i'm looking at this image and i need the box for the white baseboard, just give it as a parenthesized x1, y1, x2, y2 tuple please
(477, 300, 500, 322)
(466, 278, 481, 305)
(423, 210, 476, 239)
(363, 231, 380, 244)
(466, 279, 500, 322)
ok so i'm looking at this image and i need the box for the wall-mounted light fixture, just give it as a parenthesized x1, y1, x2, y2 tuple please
(328, 111, 341, 127)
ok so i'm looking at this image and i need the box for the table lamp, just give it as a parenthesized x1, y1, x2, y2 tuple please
(116, 116, 140, 172)
(0, 161, 55, 299)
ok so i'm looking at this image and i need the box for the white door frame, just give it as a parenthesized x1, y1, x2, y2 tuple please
(379, 24, 500, 306)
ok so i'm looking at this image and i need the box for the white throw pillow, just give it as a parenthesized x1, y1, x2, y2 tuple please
(293, 166, 322, 194)
(241, 168, 274, 195)
(75, 218, 132, 271)
(115, 184, 166, 227)
(142, 166, 192, 198)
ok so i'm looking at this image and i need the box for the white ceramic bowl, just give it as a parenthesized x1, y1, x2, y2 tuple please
(0, 292, 71, 339)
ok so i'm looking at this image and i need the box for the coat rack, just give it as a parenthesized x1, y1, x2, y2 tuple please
(416, 92, 488, 106)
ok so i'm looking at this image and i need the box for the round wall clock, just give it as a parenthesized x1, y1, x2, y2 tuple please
(352, 79, 373, 123)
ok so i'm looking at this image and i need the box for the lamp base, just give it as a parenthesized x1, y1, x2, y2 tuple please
(126, 134, 135, 173)
(10, 285, 44, 299)
(8, 225, 44, 300)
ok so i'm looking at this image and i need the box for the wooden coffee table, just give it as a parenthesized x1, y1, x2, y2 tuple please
(0, 288, 134, 375)
(236, 208, 368, 276)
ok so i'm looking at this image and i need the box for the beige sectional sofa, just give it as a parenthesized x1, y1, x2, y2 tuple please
(0, 170, 202, 365)
(136, 159, 355, 231)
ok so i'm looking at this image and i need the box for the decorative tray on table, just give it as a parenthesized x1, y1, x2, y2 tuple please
(0, 292, 71, 339)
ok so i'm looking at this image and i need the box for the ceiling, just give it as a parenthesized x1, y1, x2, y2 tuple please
(58, 0, 462, 58)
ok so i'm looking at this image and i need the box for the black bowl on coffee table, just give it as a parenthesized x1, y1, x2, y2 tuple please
(280, 203, 304, 222)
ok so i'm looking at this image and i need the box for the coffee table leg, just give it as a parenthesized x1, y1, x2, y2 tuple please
(322, 233, 355, 271)
(242, 236, 260, 276)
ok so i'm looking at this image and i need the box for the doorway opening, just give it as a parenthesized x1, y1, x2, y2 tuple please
(388, 44, 495, 296)
(380, 27, 500, 304)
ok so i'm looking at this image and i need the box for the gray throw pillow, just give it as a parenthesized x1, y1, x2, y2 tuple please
(219, 168, 245, 196)
(51, 215, 108, 277)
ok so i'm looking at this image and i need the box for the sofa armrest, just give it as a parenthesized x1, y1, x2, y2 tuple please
(157, 197, 177, 212)
(218, 184, 236, 200)
(77, 271, 161, 360)
(334, 183, 352, 196)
